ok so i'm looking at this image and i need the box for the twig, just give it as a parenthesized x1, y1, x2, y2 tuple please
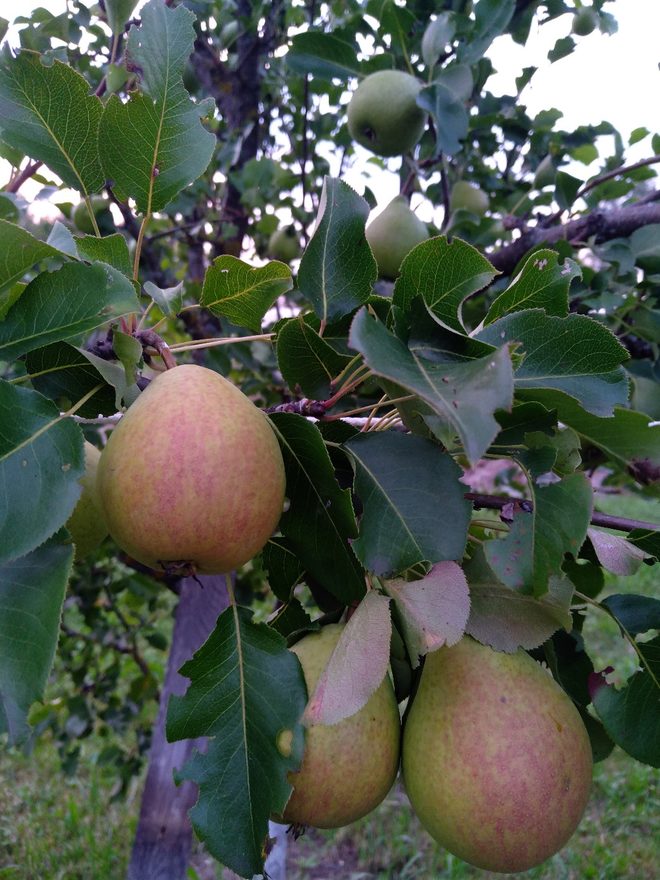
(577, 154, 660, 201)
(5, 160, 42, 194)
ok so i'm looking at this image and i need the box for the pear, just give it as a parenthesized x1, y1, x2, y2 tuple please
(72, 196, 113, 235)
(572, 7, 598, 36)
(366, 197, 429, 279)
(449, 180, 489, 216)
(267, 226, 301, 263)
(96, 364, 285, 575)
(279, 624, 401, 828)
(402, 637, 593, 873)
(347, 70, 427, 157)
(66, 440, 108, 560)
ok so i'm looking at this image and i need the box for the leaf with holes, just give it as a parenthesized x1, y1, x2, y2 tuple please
(201, 255, 292, 333)
(166, 605, 307, 878)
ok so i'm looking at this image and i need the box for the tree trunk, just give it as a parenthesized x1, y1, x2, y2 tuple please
(127, 574, 229, 880)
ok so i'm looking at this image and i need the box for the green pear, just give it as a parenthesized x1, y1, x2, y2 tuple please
(402, 637, 593, 873)
(66, 441, 108, 560)
(72, 196, 113, 235)
(366, 197, 429, 279)
(572, 7, 598, 36)
(96, 364, 285, 575)
(279, 624, 401, 828)
(267, 226, 301, 262)
(347, 70, 427, 157)
(449, 180, 489, 216)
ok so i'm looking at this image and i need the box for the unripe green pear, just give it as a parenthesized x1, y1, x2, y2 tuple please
(402, 637, 593, 873)
(449, 180, 489, 216)
(66, 440, 108, 560)
(572, 7, 598, 36)
(267, 226, 301, 263)
(279, 624, 401, 828)
(96, 364, 285, 575)
(347, 70, 427, 157)
(366, 197, 429, 279)
(72, 196, 113, 234)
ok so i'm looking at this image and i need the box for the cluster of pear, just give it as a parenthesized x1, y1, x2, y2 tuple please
(66, 364, 286, 574)
(284, 626, 593, 874)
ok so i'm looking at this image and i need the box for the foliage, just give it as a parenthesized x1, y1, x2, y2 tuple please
(0, 0, 659, 876)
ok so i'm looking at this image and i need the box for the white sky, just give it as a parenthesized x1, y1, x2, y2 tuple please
(2, 0, 659, 221)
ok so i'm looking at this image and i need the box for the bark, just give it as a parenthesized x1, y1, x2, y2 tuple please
(127, 575, 229, 880)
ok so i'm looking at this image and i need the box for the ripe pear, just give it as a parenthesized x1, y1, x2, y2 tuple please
(449, 180, 489, 216)
(347, 70, 427, 157)
(366, 197, 429, 279)
(66, 440, 108, 560)
(402, 637, 593, 873)
(96, 364, 285, 575)
(279, 624, 401, 828)
(268, 226, 301, 262)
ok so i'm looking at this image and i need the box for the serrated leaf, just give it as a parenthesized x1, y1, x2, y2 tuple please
(166, 605, 307, 878)
(0, 261, 139, 360)
(465, 547, 573, 653)
(262, 538, 304, 602)
(385, 562, 470, 666)
(417, 82, 468, 157)
(0, 50, 104, 194)
(304, 590, 391, 726)
(393, 236, 497, 334)
(144, 279, 184, 316)
(0, 218, 63, 294)
(592, 634, 660, 767)
(269, 598, 318, 641)
(484, 473, 593, 596)
(298, 177, 377, 324)
(0, 382, 84, 565)
(286, 32, 361, 81)
(485, 250, 580, 324)
(478, 310, 629, 417)
(349, 308, 514, 465)
(345, 432, 470, 576)
(270, 413, 365, 604)
(99, 0, 215, 213)
(25, 342, 117, 417)
(47, 220, 77, 256)
(201, 256, 292, 333)
(587, 529, 652, 576)
(0, 538, 73, 743)
(74, 233, 132, 278)
(277, 315, 353, 400)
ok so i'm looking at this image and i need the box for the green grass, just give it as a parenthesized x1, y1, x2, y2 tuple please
(1, 492, 658, 879)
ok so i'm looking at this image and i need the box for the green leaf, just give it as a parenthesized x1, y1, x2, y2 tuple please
(0, 538, 73, 743)
(105, 0, 140, 35)
(276, 315, 352, 399)
(485, 250, 580, 323)
(166, 605, 307, 878)
(0, 218, 63, 294)
(417, 82, 468, 157)
(270, 413, 365, 604)
(304, 591, 391, 726)
(349, 308, 514, 465)
(201, 256, 292, 333)
(0, 50, 104, 194)
(345, 432, 471, 576)
(592, 633, 660, 767)
(286, 32, 361, 81)
(603, 594, 660, 638)
(385, 562, 470, 666)
(379, 0, 415, 57)
(143, 280, 184, 316)
(459, 0, 515, 64)
(262, 537, 304, 602)
(269, 598, 318, 641)
(0, 382, 84, 565)
(548, 36, 576, 63)
(529, 392, 660, 474)
(298, 177, 377, 324)
(484, 473, 593, 596)
(555, 170, 582, 210)
(25, 342, 117, 417)
(74, 233, 132, 278)
(421, 14, 456, 68)
(0, 261, 140, 360)
(477, 310, 629, 417)
(99, 0, 215, 213)
(0, 193, 19, 223)
(587, 529, 653, 577)
(393, 236, 498, 333)
(465, 547, 573, 653)
(112, 329, 143, 387)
